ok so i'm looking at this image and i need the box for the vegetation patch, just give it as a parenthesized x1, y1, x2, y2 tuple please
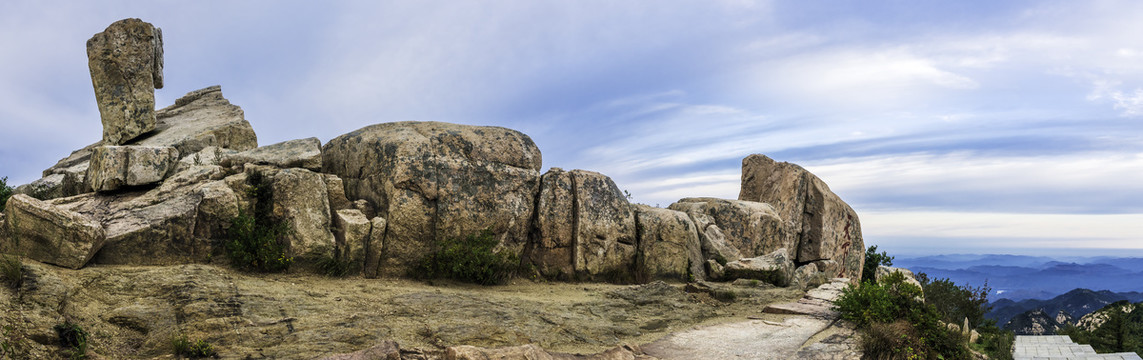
(413, 228, 518, 285)
(54, 321, 88, 360)
(1060, 300, 1143, 356)
(0, 176, 12, 212)
(1, 324, 28, 359)
(0, 255, 23, 290)
(861, 245, 893, 283)
(226, 172, 293, 272)
(316, 254, 353, 277)
(172, 334, 217, 358)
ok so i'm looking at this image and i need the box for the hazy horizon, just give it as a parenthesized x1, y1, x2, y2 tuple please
(2, 1, 1141, 257)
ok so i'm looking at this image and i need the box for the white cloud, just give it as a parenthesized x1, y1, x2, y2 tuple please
(863, 211, 1143, 251)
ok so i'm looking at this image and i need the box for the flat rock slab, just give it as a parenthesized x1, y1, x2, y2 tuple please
(1013, 335, 1142, 360)
(642, 317, 832, 360)
(762, 300, 838, 319)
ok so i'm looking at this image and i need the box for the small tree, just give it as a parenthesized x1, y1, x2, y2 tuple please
(862, 245, 894, 282)
(0, 176, 13, 212)
(919, 275, 992, 328)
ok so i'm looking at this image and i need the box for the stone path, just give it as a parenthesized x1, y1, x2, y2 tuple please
(642, 279, 861, 360)
(1013, 335, 1142, 360)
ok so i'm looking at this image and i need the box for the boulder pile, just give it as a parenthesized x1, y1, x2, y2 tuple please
(1, 18, 865, 287)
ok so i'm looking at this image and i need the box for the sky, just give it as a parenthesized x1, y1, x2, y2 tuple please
(1, 1, 1141, 257)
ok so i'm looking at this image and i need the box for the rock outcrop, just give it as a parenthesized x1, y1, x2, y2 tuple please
(529, 168, 637, 281)
(2, 194, 106, 269)
(322, 121, 542, 277)
(221, 137, 322, 171)
(739, 154, 864, 281)
(721, 249, 795, 287)
(86, 145, 180, 191)
(632, 204, 703, 282)
(87, 18, 164, 145)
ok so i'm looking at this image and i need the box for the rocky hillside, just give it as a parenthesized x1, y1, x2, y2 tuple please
(0, 18, 869, 359)
(1004, 308, 1074, 335)
(990, 288, 1143, 327)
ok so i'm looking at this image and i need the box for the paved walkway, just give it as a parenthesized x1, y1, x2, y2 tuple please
(1013, 335, 1142, 360)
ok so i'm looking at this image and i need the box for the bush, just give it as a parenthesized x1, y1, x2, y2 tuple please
(226, 172, 292, 272)
(414, 228, 518, 285)
(0, 255, 23, 290)
(54, 322, 88, 360)
(172, 334, 216, 358)
(0, 176, 12, 212)
(974, 325, 1014, 360)
(1061, 301, 1143, 356)
(862, 245, 894, 282)
(918, 274, 992, 328)
(836, 271, 970, 359)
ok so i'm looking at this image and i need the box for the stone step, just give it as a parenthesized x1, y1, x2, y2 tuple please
(1013, 335, 1143, 360)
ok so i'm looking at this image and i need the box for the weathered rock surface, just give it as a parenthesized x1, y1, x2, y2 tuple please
(529, 168, 637, 281)
(52, 165, 234, 265)
(447, 343, 654, 360)
(2, 194, 105, 269)
(223, 137, 322, 171)
(364, 216, 388, 278)
(323, 121, 541, 277)
(632, 205, 703, 282)
(87, 18, 164, 145)
(262, 167, 336, 265)
(721, 249, 794, 287)
(319, 341, 402, 360)
(739, 154, 865, 281)
(334, 209, 371, 274)
(86, 145, 180, 191)
(665, 207, 741, 268)
(667, 198, 791, 259)
(30, 86, 256, 200)
(176, 146, 238, 172)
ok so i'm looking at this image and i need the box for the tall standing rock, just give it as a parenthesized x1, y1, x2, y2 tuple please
(739, 154, 865, 281)
(322, 122, 541, 277)
(87, 18, 164, 145)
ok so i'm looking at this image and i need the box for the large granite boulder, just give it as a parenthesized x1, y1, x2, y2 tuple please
(668, 197, 793, 260)
(721, 249, 795, 287)
(632, 204, 703, 282)
(87, 18, 164, 145)
(323, 121, 541, 277)
(528, 168, 637, 281)
(2, 194, 106, 269)
(739, 154, 865, 281)
(262, 167, 336, 265)
(52, 165, 235, 265)
(86, 145, 180, 192)
(30, 86, 257, 200)
(221, 137, 322, 171)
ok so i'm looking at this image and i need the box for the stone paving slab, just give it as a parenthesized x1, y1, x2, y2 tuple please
(1013, 335, 1143, 360)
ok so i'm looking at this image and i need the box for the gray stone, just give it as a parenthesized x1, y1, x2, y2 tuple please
(739, 154, 865, 282)
(528, 168, 637, 281)
(175, 146, 238, 173)
(87, 18, 164, 145)
(364, 216, 387, 278)
(2, 194, 105, 269)
(668, 197, 793, 260)
(333, 209, 371, 274)
(323, 174, 352, 212)
(86, 145, 180, 192)
(318, 340, 401, 360)
(874, 265, 922, 290)
(793, 263, 829, 290)
(15, 172, 86, 200)
(679, 212, 742, 266)
(222, 137, 322, 171)
(52, 166, 230, 265)
(323, 121, 540, 277)
(706, 259, 725, 280)
(722, 248, 795, 287)
(633, 204, 703, 282)
(265, 167, 335, 265)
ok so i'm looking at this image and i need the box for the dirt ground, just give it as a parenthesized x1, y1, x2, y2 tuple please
(0, 261, 805, 359)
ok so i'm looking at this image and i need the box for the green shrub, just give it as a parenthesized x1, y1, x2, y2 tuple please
(0, 255, 23, 290)
(1061, 301, 1143, 356)
(414, 228, 518, 285)
(54, 321, 88, 360)
(862, 245, 894, 282)
(835, 271, 970, 359)
(172, 334, 216, 358)
(0, 176, 12, 212)
(917, 273, 992, 330)
(974, 325, 1014, 360)
(226, 172, 292, 272)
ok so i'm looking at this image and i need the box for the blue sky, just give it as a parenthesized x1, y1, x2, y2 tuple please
(2, 1, 1141, 256)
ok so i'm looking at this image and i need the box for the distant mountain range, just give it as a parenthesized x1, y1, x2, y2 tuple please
(990, 288, 1143, 329)
(894, 254, 1143, 301)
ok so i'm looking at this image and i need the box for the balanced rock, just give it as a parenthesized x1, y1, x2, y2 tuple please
(739, 154, 865, 281)
(87, 18, 164, 145)
(529, 168, 637, 281)
(2, 194, 105, 269)
(633, 204, 703, 282)
(86, 145, 180, 192)
(323, 121, 541, 277)
(722, 248, 795, 287)
(222, 137, 322, 171)
(32, 86, 257, 200)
